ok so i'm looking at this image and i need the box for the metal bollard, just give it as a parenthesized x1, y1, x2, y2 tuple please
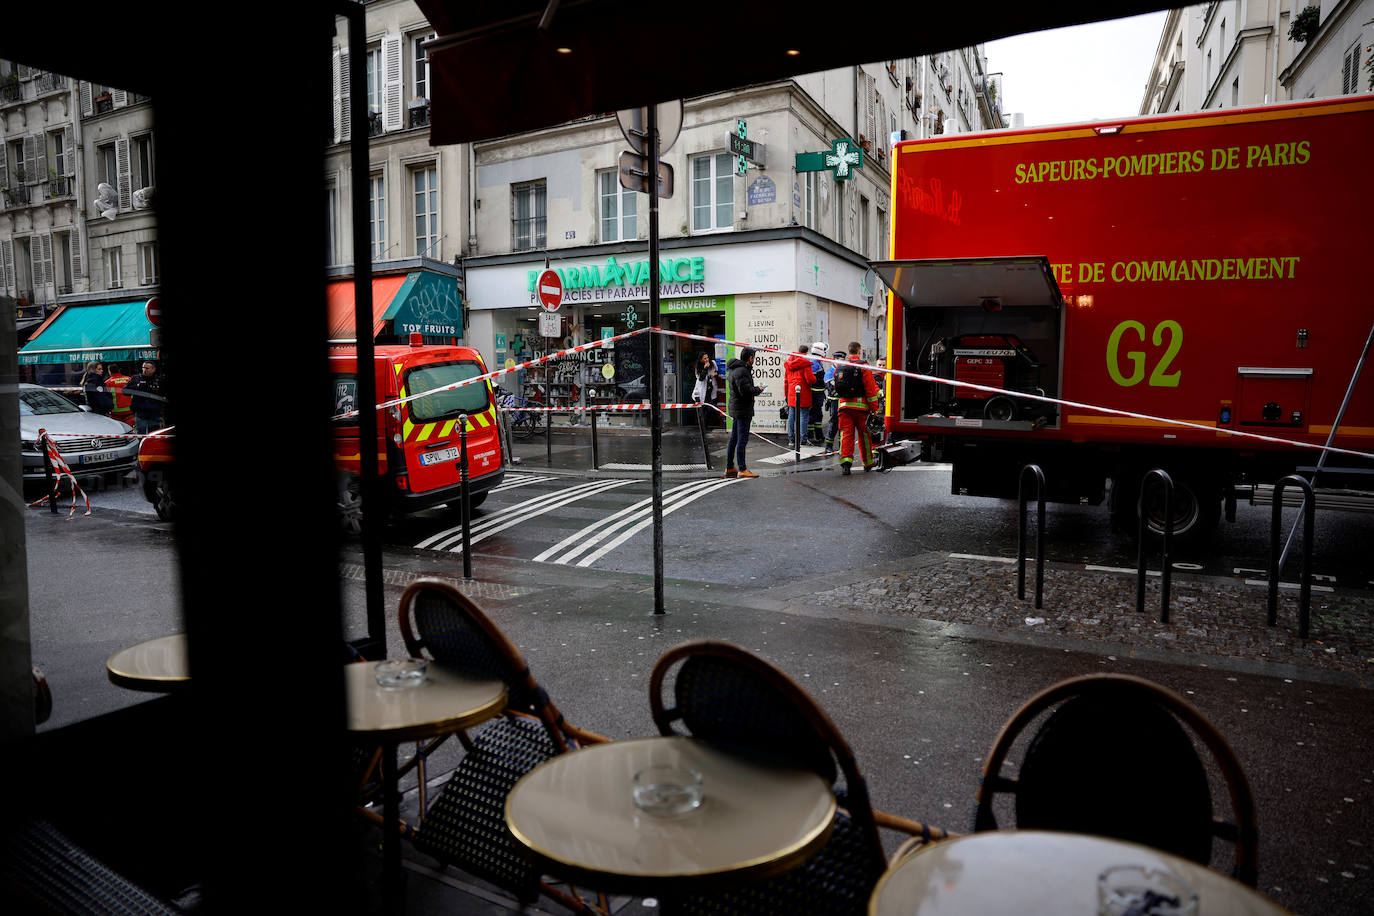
(1017, 464, 1047, 609)
(696, 402, 712, 470)
(590, 410, 600, 470)
(1135, 468, 1175, 623)
(458, 414, 472, 580)
(1268, 474, 1315, 639)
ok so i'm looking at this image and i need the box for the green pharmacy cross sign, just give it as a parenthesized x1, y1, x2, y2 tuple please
(796, 138, 865, 181)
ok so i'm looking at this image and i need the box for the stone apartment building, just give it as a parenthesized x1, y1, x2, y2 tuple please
(1140, 0, 1372, 114)
(2, 57, 159, 384)
(324, 0, 1004, 432)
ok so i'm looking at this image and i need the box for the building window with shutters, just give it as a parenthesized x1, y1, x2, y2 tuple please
(511, 180, 546, 252)
(413, 165, 439, 258)
(369, 173, 386, 261)
(409, 31, 434, 128)
(365, 45, 384, 136)
(1342, 40, 1364, 94)
(690, 152, 733, 233)
(106, 247, 122, 290)
(139, 243, 158, 286)
(326, 180, 339, 267)
(598, 169, 635, 242)
(98, 142, 117, 187)
(55, 232, 74, 294)
(132, 134, 154, 193)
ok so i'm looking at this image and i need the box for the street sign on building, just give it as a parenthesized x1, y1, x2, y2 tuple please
(796, 137, 865, 181)
(538, 311, 561, 337)
(537, 269, 563, 311)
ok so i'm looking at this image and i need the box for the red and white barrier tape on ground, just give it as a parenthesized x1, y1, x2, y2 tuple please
(26, 430, 91, 518)
(662, 327, 1374, 463)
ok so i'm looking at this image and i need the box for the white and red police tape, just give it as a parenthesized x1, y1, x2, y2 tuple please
(26, 429, 92, 518)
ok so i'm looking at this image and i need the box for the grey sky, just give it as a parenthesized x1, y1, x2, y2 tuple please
(986, 10, 1173, 127)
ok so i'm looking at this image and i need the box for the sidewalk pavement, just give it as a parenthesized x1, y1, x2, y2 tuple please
(341, 473, 1374, 915)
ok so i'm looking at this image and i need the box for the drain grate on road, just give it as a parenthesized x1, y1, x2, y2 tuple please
(338, 563, 533, 601)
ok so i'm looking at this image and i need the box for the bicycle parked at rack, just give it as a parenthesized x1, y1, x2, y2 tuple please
(495, 386, 545, 439)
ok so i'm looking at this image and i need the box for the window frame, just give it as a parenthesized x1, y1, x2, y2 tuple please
(138, 242, 159, 286)
(690, 151, 734, 234)
(598, 169, 636, 242)
(412, 164, 439, 258)
(369, 172, 386, 261)
(105, 247, 122, 290)
(511, 179, 547, 252)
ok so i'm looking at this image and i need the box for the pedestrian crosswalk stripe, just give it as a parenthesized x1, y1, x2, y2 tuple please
(536, 478, 738, 566)
(416, 478, 634, 552)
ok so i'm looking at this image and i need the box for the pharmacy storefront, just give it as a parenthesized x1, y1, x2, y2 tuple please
(464, 235, 872, 431)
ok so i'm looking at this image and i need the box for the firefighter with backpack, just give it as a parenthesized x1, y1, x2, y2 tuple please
(833, 341, 881, 474)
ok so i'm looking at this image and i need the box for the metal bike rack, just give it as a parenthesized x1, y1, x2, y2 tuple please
(1017, 464, 1047, 608)
(1136, 468, 1175, 622)
(457, 415, 473, 580)
(1268, 474, 1315, 639)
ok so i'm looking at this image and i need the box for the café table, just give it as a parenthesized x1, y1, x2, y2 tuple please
(505, 734, 837, 898)
(869, 829, 1289, 916)
(344, 659, 508, 911)
(105, 633, 189, 692)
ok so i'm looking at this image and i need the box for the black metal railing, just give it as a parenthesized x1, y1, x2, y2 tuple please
(367, 111, 384, 137)
(35, 72, 67, 94)
(408, 102, 430, 129)
(4, 185, 31, 207)
(94, 94, 114, 113)
(44, 176, 72, 200)
(1, 80, 22, 104)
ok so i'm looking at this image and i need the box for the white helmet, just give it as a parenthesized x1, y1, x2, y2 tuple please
(812, 341, 828, 356)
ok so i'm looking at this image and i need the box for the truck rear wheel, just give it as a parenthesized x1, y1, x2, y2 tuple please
(338, 475, 362, 536)
(1114, 473, 1220, 544)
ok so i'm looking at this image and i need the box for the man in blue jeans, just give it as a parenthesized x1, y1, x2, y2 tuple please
(724, 347, 764, 478)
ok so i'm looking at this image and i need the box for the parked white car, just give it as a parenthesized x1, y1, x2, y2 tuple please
(18, 384, 139, 484)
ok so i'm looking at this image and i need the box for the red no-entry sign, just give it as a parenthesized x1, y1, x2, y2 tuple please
(537, 269, 563, 311)
(145, 296, 163, 328)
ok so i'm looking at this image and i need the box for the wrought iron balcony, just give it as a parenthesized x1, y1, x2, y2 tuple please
(4, 185, 31, 207)
(408, 101, 430, 129)
(367, 111, 384, 138)
(45, 176, 73, 200)
(35, 72, 67, 95)
(1, 80, 21, 104)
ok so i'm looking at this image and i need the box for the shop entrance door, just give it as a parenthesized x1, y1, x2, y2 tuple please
(664, 312, 725, 426)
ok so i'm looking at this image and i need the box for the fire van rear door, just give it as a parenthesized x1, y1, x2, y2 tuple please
(398, 360, 502, 494)
(872, 256, 1064, 427)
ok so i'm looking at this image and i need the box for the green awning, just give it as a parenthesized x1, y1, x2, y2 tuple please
(386, 271, 463, 339)
(18, 301, 157, 366)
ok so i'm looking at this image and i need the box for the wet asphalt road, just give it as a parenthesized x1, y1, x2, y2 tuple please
(21, 460, 1374, 915)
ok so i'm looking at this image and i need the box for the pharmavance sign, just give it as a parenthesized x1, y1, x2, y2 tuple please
(526, 255, 707, 305)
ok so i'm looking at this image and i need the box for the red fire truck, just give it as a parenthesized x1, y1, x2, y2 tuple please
(875, 96, 1374, 542)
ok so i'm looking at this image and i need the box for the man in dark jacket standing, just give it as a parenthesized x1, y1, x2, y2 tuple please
(125, 360, 165, 435)
(724, 347, 764, 478)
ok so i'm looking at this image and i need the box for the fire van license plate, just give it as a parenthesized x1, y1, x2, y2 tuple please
(81, 451, 118, 464)
(419, 447, 460, 466)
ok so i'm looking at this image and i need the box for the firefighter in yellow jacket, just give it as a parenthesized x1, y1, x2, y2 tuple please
(832, 341, 881, 475)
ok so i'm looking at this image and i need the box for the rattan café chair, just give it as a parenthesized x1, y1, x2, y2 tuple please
(649, 639, 950, 916)
(972, 672, 1259, 886)
(396, 578, 612, 914)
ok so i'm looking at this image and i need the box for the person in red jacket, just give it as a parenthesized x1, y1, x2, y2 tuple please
(783, 344, 816, 449)
(833, 341, 881, 474)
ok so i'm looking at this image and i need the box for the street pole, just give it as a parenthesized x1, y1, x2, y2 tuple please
(648, 103, 666, 615)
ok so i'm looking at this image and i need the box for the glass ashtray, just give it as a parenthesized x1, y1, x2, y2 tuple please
(633, 764, 703, 816)
(374, 658, 428, 690)
(1097, 864, 1198, 916)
